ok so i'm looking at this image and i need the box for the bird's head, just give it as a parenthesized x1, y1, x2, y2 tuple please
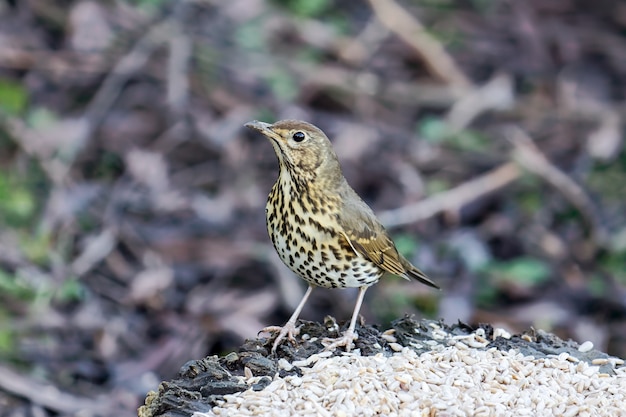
(245, 119, 342, 184)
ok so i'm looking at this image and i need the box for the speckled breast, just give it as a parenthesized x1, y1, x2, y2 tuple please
(266, 177, 383, 289)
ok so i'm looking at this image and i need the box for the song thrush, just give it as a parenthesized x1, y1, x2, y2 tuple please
(245, 119, 439, 352)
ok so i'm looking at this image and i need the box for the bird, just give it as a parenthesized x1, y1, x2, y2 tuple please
(245, 119, 439, 353)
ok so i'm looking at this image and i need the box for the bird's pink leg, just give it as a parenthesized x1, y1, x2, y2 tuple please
(261, 285, 314, 353)
(322, 286, 368, 352)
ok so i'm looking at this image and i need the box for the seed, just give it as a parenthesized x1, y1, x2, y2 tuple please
(202, 340, 626, 417)
(578, 341, 594, 353)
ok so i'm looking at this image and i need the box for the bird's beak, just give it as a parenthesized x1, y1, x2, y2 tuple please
(245, 120, 273, 134)
(245, 120, 284, 144)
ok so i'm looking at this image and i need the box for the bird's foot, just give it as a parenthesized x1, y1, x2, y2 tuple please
(260, 322, 301, 353)
(322, 329, 358, 352)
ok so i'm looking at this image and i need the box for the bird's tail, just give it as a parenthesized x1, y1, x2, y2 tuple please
(400, 256, 440, 289)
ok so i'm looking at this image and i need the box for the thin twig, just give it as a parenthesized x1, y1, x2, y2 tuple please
(367, 0, 472, 90)
(337, 18, 390, 65)
(507, 127, 608, 246)
(0, 364, 108, 414)
(378, 162, 521, 228)
(446, 73, 514, 131)
(289, 62, 462, 106)
(167, 1, 193, 116)
(82, 20, 173, 141)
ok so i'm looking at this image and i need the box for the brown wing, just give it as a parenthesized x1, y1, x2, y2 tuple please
(340, 224, 407, 278)
(337, 185, 439, 289)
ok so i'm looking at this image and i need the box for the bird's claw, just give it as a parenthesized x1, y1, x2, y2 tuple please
(261, 322, 301, 353)
(259, 325, 284, 336)
(322, 329, 358, 352)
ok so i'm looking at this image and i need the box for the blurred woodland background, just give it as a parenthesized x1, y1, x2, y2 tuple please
(1, 0, 625, 415)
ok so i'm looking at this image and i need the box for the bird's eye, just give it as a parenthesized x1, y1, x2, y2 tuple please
(292, 131, 306, 142)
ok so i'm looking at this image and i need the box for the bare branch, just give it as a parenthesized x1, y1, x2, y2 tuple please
(379, 162, 521, 228)
(507, 127, 608, 246)
(367, 0, 472, 90)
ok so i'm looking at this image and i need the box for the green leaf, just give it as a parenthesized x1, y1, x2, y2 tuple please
(482, 257, 550, 287)
(19, 231, 52, 265)
(130, 0, 165, 14)
(475, 281, 499, 307)
(5, 188, 36, 221)
(517, 191, 542, 214)
(266, 69, 297, 101)
(26, 107, 58, 129)
(587, 273, 607, 297)
(418, 117, 447, 143)
(0, 309, 15, 355)
(0, 269, 36, 301)
(279, 0, 332, 17)
(588, 156, 626, 202)
(453, 129, 489, 152)
(417, 116, 489, 152)
(0, 173, 37, 226)
(55, 278, 85, 303)
(425, 178, 451, 195)
(0, 78, 28, 115)
(392, 234, 417, 258)
(600, 250, 626, 285)
(235, 21, 266, 51)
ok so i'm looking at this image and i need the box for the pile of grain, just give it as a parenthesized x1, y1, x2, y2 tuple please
(199, 340, 625, 416)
